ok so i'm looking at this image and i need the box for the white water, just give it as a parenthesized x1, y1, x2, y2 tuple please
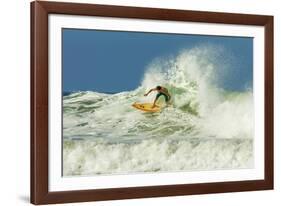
(63, 46, 254, 176)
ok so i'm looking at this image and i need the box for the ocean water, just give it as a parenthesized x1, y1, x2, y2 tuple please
(63, 47, 254, 176)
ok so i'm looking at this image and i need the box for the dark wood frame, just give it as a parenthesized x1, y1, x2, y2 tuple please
(31, 0, 274, 204)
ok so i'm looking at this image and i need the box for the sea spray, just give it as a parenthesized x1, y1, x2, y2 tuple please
(63, 46, 254, 176)
(63, 138, 253, 176)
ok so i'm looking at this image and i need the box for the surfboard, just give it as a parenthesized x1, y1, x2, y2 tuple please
(132, 102, 161, 112)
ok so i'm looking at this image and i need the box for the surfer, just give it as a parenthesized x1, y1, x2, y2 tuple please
(144, 86, 171, 108)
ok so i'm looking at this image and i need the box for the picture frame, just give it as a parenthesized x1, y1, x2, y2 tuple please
(30, 0, 274, 204)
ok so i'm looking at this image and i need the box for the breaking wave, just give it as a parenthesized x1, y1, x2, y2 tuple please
(63, 46, 254, 176)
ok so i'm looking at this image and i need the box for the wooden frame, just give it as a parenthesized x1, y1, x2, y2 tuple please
(31, 0, 274, 204)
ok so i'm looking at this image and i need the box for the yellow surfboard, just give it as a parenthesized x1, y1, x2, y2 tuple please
(132, 102, 161, 112)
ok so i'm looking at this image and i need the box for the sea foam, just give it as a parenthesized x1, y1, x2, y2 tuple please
(63, 46, 254, 176)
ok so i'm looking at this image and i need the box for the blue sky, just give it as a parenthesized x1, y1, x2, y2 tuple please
(62, 28, 253, 93)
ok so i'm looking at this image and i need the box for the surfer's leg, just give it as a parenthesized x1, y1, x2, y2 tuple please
(164, 95, 172, 106)
(153, 93, 161, 107)
(164, 94, 169, 103)
(164, 94, 171, 104)
(155, 93, 161, 102)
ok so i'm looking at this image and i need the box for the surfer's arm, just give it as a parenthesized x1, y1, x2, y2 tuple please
(144, 89, 156, 96)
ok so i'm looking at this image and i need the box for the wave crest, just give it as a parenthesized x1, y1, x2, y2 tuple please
(63, 46, 253, 141)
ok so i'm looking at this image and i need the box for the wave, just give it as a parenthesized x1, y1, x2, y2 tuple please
(63, 46, 253, 140)
(63, 138, 253, 176)
(63, 45, 254, 175)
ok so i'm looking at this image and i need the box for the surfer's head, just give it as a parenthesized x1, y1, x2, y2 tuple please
(156, 86, 161, 90)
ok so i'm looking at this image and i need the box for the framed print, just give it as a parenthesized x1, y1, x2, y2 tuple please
(30, 1, 274, 204)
